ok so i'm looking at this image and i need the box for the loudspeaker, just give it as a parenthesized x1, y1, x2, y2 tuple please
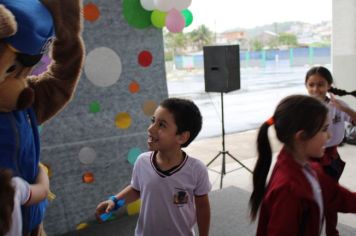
(203, 45, 240, 93)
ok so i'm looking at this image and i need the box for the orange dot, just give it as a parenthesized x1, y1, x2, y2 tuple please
(84, 3, 100, 22)
(82, 172, 95, 183)
(129, 81, 140, 93)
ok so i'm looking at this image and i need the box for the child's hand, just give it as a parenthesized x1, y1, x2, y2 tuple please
(329, 93, 348, 112)
(95, 200, 115, 220)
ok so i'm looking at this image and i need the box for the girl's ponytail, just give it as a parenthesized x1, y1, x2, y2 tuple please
(249, 120, 273, 221)
(329, 87, 356, 97)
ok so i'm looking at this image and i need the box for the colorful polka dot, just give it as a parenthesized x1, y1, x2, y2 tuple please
(85, 47, 122, 87)
(82, 172, 95, 184)
(127, 147, 141, 165)
(142, 100, 157, 116)
(115, 112, 132, 129)
(89, 101, 101, 113)
(37, 125, 43, 133)
(127, 199, 141, 215)
(138, 50, 153, 67)
(128, 81, 140, 93)
(31, 55, 51, 76)
(84, 3, 100, 22)
(76, 223, 89, 230)
(78, 147, 96, 165)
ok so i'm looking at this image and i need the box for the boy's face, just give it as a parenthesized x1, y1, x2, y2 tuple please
(147, 106, 184, 152)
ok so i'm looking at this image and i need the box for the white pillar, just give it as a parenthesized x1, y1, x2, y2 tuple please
(332, 0, 356, 108)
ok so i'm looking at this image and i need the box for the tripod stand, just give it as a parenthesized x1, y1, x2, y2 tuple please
(206, 92, 252, 189)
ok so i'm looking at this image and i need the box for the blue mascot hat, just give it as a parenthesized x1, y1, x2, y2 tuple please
(1, 0, 55, 56)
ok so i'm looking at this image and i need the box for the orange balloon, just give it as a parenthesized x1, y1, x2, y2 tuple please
(84, 3, 100, 22)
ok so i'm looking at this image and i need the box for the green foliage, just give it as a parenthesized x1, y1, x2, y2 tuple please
(309, 41, 331, 47)
(163, 24, 214, 61)
(278, 33, 298, 46)
(188, 25, 214, 51)
(251, 39, 263, 51)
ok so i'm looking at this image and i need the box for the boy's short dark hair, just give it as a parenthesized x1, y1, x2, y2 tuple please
(160, 98, 202, 147)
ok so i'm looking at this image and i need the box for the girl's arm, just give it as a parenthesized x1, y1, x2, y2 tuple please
(95, 185, 140, 216)
(25, 166, 49, 205)
(195, 194, 211, 236)
(330, 93, 356, 122)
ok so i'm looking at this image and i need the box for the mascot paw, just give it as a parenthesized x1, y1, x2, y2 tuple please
(0, 5, 17, 38)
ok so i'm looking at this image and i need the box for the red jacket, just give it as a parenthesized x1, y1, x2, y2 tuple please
(256, 147, 356, 236)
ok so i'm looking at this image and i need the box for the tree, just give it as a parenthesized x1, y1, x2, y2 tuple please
(250, 39, 263, 51)
(163, 31, 188, 61)
(278, 33, 298, 47)
(188, 25, 214, 51)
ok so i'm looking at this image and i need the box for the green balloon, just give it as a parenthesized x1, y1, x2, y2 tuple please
(123, 0, 152, 29)
(151, 10, 167, 28)
(181, 9, 193, 27)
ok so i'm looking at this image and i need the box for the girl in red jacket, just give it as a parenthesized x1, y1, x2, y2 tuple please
(249, 94, 356, 236)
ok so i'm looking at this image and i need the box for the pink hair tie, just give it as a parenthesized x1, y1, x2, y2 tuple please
(266, 117, 274, 126)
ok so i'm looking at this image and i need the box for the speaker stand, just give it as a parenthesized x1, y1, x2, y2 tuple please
(206, 92, 252, 189)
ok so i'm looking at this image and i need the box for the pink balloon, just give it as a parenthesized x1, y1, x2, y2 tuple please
(166, 9, 185, 33)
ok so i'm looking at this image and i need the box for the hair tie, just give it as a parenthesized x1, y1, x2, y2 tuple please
(266, 117, 274, 126)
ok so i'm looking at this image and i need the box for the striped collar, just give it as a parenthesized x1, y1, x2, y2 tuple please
(150, 151, 188, 178)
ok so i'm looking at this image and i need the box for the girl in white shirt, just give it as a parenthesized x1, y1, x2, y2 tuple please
(305, 66, 356, 236)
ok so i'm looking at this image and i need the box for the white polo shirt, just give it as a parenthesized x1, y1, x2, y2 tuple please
(131, 151, 212, 236)
(325, 99, 352, 147)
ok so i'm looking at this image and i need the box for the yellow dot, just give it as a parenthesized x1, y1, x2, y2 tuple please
(127, 199, 141, 215)
(115, 112, 132, 129)
(76, 222, 89, 230)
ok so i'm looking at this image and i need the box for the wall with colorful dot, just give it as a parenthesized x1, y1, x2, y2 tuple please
(37, 0, 168, 234)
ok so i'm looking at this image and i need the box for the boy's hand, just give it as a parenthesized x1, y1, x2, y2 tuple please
(95, 200, 115, 220)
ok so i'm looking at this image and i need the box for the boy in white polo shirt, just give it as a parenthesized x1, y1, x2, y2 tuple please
(96, 98, 211, 236)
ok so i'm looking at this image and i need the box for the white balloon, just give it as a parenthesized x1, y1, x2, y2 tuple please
(140, 0, 155, 11)
(173, 0, 192, 11)
(154, 0, 174, 12)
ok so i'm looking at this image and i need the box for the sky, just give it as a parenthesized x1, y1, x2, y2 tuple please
(186, 0, 332, 32)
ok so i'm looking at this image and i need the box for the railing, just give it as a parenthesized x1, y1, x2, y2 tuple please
(172, 47, 330, 70)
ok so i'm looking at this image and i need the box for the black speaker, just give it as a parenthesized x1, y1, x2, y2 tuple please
(203, 45, 240, 93)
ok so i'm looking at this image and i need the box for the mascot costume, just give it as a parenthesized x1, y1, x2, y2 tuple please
(0, 0, 84, 235)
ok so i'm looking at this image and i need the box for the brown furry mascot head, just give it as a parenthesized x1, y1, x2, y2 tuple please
(0, 0, 84, 234)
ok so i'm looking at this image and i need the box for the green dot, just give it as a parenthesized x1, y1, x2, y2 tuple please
(127, 148, 141, 165)
(89, 101, 101, 113)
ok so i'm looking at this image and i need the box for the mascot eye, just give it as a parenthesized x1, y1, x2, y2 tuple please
(6, 64, 17, 73)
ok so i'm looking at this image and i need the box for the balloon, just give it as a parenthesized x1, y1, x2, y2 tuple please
(140, 0, 155, 11)
(174, 0, 192, 11)
(151, 10, 167, 28)
(181, 9, 193, 27)
(154, 0, 173, 12)
(123, 0, 152, 29)
(166, 9, 185, 33)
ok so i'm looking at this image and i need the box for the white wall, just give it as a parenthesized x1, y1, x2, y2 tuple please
(332, 0, 356, 108)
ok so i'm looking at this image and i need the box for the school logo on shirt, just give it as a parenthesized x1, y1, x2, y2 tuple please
(173, 188, 188, 205)
(332, 114, 341, 124)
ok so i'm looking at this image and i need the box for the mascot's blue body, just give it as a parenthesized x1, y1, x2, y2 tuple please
(0, 0, 84, 234)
